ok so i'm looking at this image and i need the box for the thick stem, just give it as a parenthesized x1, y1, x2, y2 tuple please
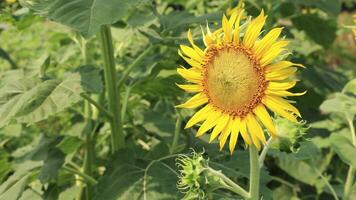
(344, 117, 355, 200)
(205, 167, 250, 198)
(170, 112, 182, 154)
(249, 145, 260, 200)
(99, 25, 124, 152)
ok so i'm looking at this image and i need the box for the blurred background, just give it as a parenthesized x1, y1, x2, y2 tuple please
(0, 0, 355, 199)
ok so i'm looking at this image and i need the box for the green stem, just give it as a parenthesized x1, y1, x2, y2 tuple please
(258, 137, 273, 168)
(205, 167, 250, 198)
(63, 166, 97, 185)
(249, 145, 260, 200)
(117, 45, 154, 89)
(80, 93, 112, 119)
(313, 167, 339, 200)
(121, 85, 132, 123)
(170, 112, 182, 154)
(99, 25, 124, 152)
(344, 116, 355, 200)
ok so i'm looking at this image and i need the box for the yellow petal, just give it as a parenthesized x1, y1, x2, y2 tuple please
(250, 133, 261, 150)
(246, 114, 267, 144)
(176, 84, 203, 93)
(178, 50, 203, 69)
(265, 61, 305, 72)
(268, 81, 296, 91)
(267, 90, 307, 97)
(263, 98, 297, 122)
(219, 118, 232, 150)
(228, 10, 238, 26)
(264, 95, 301, 117)
(266, 67, 297, 81)
(176, 93, 208, 109)
(223, 15, 232, 43)
(229, 118, 241, 154)
(253, 105, 277, 137)
(196, 110, 222, 137)
(260, 40, 289, 66)
(177, 67, 202, 83)
(253, 27, 283, 56)
(233, 9, 244, 45)
(187, 29, 204, 57)
(209, 114, 229, 143)
(185, 105, 214, 128)
(243, 10, 266, 48)
(239, 118, 252, 145)
(180, 45, 203, 63)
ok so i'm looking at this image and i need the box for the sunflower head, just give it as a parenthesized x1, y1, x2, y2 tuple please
(176, 9, 305, 153)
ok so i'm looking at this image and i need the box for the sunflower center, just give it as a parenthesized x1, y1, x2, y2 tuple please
(203, 45, 267, 117)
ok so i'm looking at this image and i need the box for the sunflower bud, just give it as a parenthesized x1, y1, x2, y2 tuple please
(177, 151, 224, 200)
(271, 117, 309, 152)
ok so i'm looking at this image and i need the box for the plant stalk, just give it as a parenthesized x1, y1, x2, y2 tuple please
(170, 111, 182, 154)
(258, 137, 273, 168)
(205, 167, 250, 198)
(249, 145, 260, 200)
(99, 25, 124, 152)
(344, 116, 355, 200)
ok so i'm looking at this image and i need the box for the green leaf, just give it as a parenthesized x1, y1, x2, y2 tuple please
(0, 73, 83, 127)
(320, 93, 356, 117)
(93, 149, 178, 200)
(343, 79, 356, 96)
(0, 174, 29, 200)
(38, 148, 65, 183)
(295, 0, 342, 17)
(75, 65, 103, 94)
(330, 129, 356, 168)
(56, 136, 82, 155)
(26, 0, 147, 37)
(292, 14, 337, 48)
(0, 161, 41, 198)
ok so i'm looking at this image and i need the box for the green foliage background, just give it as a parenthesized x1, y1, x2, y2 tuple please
(0, 0, 355, 199)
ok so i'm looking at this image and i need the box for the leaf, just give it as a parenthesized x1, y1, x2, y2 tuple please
(0, 161, 41, 197)
(38, 148, 65, 184)
(93, 149, 178, 200)
(330, 129, 356, 168)
(292, 14, 337, 48)
(56, 136, 82, 155)
(26, 0, 147, 37)
(0, 174, 29, 200)
(343, 79, 356, 96)
(295, 0, 342, 17)
(320, 93, 356, 117)
(0, 73, 83, 127)
(75, 65, 103, 94)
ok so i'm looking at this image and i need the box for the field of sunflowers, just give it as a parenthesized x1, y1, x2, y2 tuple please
(0, 0, 355, 199)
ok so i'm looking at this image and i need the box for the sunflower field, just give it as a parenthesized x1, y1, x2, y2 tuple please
(0, 0, 355, 199)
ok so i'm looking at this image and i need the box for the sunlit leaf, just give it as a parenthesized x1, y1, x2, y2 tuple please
(330, 129, 356, 168)
(25, 0, 148, 37)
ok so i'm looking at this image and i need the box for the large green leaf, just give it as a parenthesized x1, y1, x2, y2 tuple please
(330, 129, 356, 168)
(320, 93, 356, 117)
(295, 0, 341, 17)
(93, 149, 178, 200)
(0, 73, 82, 127)
(0, 175, 29, 200)
(0, 161, 41, 200)
(292, 14, 336, 48)
(25, 0, 147, 37)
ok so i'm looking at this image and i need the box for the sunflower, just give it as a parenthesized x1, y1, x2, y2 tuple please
(176, 9, 305, 153)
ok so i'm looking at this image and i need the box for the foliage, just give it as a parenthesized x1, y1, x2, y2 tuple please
(0, 0, 355, 199)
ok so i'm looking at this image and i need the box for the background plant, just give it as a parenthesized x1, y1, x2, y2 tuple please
(0, 0, 355, 200)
